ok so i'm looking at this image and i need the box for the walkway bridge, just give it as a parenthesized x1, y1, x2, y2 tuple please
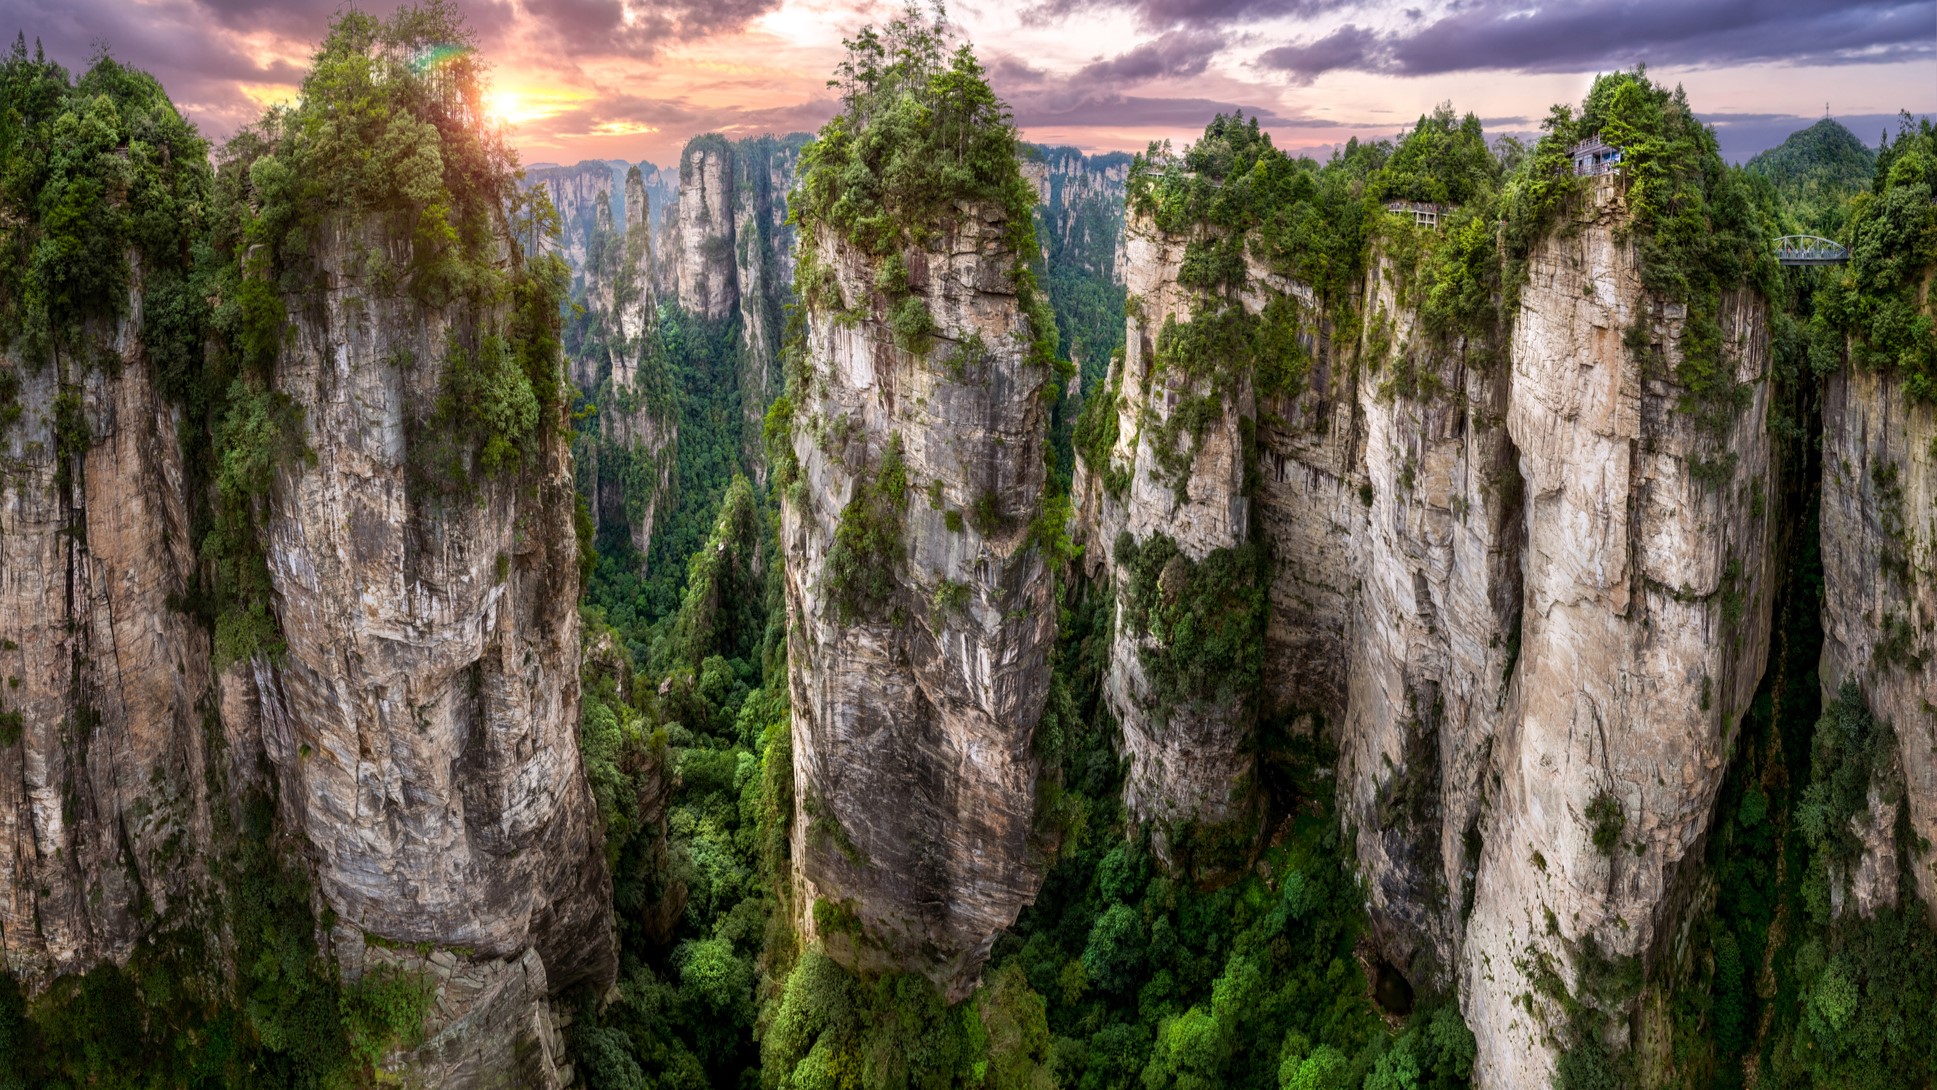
(1776, 235, 1849, 266)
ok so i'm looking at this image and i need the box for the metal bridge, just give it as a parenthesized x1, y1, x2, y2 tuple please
(1775, 235, 1849, 266)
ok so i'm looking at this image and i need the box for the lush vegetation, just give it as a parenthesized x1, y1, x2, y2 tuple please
(1811, 115, 1937, 401)
(1745, 118, 1877, 238)
(789, 4, 1058, 372)
(1657, 479, 1937, 1090)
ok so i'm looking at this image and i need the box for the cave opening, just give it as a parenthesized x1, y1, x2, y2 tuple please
(1371, 957, 1416, 1017)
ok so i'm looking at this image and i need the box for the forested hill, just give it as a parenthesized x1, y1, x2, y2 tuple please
(1746, 117, 1877, 235)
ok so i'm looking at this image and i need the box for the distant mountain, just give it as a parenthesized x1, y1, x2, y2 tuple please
(1746, 118, 1876, 236)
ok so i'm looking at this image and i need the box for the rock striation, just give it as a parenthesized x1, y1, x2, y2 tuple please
(1077, 174, 1778, 1085)
(1819, 364, 1937, 910)
(0, 291, 217, 985)
(780, 206, 1055, 997)
(238, 213, 616, 1005)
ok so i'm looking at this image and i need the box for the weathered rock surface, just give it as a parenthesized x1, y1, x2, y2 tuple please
(1819, 363, 1937, 910)
(782, 209, 1054, 996)
(1337, 241, 1523, 989)
(1072, 217, 1266, 872)
(1460, 179, 1774, 1088)
(575, 166, 676, 561)
(245, 214, 616, 1002)
(671, 140, 738, 321)
(1022, 146, 1131, 288)
(1077, 179, 1777, 1086)
(0, 292, 217, 984)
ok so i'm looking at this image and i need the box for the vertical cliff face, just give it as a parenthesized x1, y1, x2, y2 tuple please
(531, 161, 618, 277)
(1073, 216, 1268, 874)
(1079, 115, 1779, 1084)
(0, 299, 216, 984)
(1820, 365, 1937, 910)
(575, 167, 676, 560)
(728, 137, 806, 473)
(1023, 146, 1131, 287)
(1459, 178, 1774, 1087)
(242, 213, 615, 996)
(672, 140, 739, 322)
(1337, 240, 1523, 989)
(781, 206, 1054, 994)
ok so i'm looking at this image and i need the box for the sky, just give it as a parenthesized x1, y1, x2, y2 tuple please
(8, 0, 1934, 168)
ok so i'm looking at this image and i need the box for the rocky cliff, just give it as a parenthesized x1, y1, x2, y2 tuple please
(779, 205, 1055, 994)
(573, 166, 677, 561)
(1024, 146, 1132, 288)
(236, 208, 617, 1029)
(0, 285, 217, 985)
(0, 35, 615, 1088)
(1071, 216, 1274, 876)
(1459, 177, 1774, 1087)
(1077, 128, 1779, 1084)
(1820, 343, 1937, 911)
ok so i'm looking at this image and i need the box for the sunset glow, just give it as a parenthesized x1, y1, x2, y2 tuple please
(11, 0, 1932, 166)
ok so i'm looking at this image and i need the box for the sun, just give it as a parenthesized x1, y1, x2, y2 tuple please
(486, 87, 525, 126)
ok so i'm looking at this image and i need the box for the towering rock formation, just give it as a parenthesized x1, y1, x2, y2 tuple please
(0, 289, 217, 984)
(1023, 146, 1133, 288)
(1458, 176, 1774, 1086)
(529, 160, 617, 278)
(574, 166, 676, 560)
(1072, 216, 1275, 875)
(1076, 115, 1778, 1085)
(235, 209, 617, 1030)
(779, 184, 1056, 992)
(1820, 322, 1937, 912)
(0, 36, 614, 1089)
(1336, 238, 1523, 988)
(669, 138, 739, 322)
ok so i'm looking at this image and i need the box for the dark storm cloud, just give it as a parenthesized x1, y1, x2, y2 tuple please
(990, 50, 1333, 133)
(520, 0, 782, 52)
(1255, 23, 1377, 82)
(1074, 29, 1227, 83)
(1258, 0, 1935, 81)
(1026, 0, 1350, 30)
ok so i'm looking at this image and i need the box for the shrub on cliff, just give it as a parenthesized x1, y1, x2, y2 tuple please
(790, 3, 1058, 372)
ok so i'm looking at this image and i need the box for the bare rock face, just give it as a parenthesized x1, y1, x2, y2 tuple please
(729, 138, 805, 474)
(1073, 216, 1265, 873)
(1337, 242, 1523, 989)
(0, 295, 216, 984)
(529, 161, 617, 276)
(578, 167, 676, 561)
(1078, 181, 1776, 1087)
(1021, 147, 1130, 288)
(782, 209, 1054, 996)
(247, 214, 616, 1007)
(1820, 363, 1937, 910)
(1460, 179, 1774, 1087)
(674, 140, 738, 321)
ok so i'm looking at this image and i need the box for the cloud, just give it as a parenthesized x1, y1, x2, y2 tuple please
(1074, 29, 1228, 84)
(1026, 0, 1351, 30)
(1258, 0, 1935, 81)
(1256, 23, 1378, 83)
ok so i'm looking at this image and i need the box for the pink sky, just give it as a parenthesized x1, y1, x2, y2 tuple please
(11, 0, 1934, 166)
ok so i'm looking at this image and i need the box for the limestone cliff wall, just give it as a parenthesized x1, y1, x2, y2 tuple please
(781, 210, 1053, 997)
(671, 141, 738, 322)
(1460, 180, 1774, 1087)
(1072, 218, 1265, 873)
(1337, 242, 1523, 988)
(1820, 363, 1937, 911)
(0, 288, 218, 984)
(1077, 180, 1777, 1087)
(578, 167, 676, 560)
(241, 215, 615, 1000)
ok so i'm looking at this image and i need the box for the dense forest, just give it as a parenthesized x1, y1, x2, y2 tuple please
(0, 1, 1932, 1088)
